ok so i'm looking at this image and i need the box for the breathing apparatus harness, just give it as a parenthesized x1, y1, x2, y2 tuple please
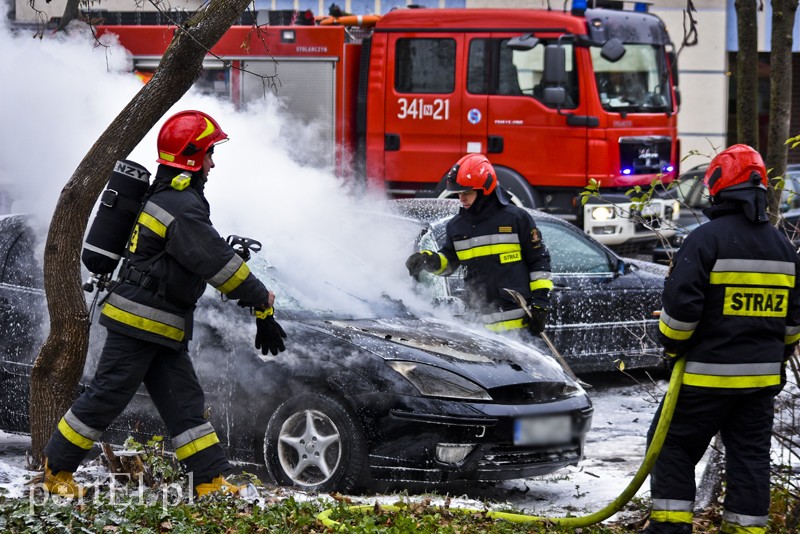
(82, 161, 263, 317)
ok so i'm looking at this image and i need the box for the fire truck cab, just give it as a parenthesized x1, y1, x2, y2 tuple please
(98, 1, 680, 249)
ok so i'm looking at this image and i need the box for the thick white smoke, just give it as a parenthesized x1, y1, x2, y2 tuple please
(0, 11, 439, 318)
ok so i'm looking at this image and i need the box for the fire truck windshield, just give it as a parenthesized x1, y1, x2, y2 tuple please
(592, 44, 671, 113)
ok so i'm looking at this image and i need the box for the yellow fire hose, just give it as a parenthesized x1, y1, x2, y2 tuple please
(317, 358, 685, 529)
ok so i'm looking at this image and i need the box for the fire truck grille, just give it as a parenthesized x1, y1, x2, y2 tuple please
(619, 136, 672, 175)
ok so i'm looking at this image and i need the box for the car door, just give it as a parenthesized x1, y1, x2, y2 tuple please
(0, 215, 45, 432)
(536, 218, 660, 373)
(383, 33, 463, 191)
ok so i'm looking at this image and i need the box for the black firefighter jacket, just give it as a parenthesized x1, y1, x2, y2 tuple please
(658, 204, 800, 392)
(100, 172, 270, 350)
(435, 199, 552, 332)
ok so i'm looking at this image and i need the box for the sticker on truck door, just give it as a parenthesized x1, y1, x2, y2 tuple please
(467, 108, 482, 124)
(397, 97, 450, 120)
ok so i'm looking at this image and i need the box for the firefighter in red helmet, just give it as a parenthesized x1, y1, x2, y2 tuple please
(405, 153, 553, 335)
(42, 110, 287, 498)
(645, 144, 800, 533)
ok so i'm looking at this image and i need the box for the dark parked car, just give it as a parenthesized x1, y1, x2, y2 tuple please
(0, 213, 593, 493)
(653, 164, 800, 264)
(395, 199, 668, 374)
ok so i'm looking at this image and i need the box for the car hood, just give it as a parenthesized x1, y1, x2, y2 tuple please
(307, 316, 573, 388)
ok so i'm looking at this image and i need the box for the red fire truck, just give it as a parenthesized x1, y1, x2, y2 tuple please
(97, 2, 680, 248)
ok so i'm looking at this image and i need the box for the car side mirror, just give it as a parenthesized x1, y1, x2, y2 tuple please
(615, 258, 628, 277)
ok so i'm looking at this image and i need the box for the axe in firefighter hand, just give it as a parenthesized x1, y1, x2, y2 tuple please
(503, 288, 591, 388)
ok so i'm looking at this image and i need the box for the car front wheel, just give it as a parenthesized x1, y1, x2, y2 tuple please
(264, 392, 368, 493)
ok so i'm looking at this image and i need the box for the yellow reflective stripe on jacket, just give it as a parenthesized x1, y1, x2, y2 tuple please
(456, 243, 521, 261)
(710, 258, 795, 288)
(433, 252, 448, 275)
(137, 212, 167, 238)
(658, 310, 698, 341)
(530, 275, 554, 292)
(650, 499, 694, 525)
(482, 308, 527, 332)
(453, 234, 521, 261)
(207, 255, 250, 294)
(785, 324, 800, 344)
(57, 411, 100, 450)
(683, 361, 782, 388)
(711, 271, 794, 288)
(137, 201, 175, 239)
(173, 422, 220, 461)
(102, 293, 185, 342)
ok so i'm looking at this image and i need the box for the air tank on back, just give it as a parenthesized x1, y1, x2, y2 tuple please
(82, 160, 151, 289)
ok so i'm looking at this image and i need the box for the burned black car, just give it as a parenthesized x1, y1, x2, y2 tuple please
(397, 199, 668, 374)
(0, 213, 592, 493)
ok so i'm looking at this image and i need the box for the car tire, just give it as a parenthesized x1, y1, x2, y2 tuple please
(264, 392, 368, 493)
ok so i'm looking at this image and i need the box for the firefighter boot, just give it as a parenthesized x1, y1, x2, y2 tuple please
(195, 475, 241, 497)
(43, 459, 85, 498)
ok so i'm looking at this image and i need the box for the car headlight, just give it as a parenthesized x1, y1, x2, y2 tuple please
(387, 361, 491, 401)
(671, 201, 680, 220)
(590, 206, 616, 221)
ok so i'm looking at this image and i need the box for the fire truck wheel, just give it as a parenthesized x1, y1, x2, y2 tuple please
(494, 166, 541, 208)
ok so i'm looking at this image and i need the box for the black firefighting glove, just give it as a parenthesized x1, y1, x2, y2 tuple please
(405, 250, 441, 278)
(527, 306, 548, 335)
(254, 307, 287, 356)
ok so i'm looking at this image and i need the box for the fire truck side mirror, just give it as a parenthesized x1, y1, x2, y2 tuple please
(543, 44, 566, 85)
(600, 38, 626, 63)
(506, 33, 539, 51)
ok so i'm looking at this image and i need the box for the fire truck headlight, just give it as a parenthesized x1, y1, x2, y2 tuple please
(590, 206, 616, 221)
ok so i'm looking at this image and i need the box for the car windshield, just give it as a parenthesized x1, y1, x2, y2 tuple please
(243, 257, 416, 321)
(592, 44, 671, 113)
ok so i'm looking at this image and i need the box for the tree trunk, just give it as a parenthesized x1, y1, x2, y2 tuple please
(29, 0, 254, 467)
(735, 0, 760, 148)
(55, 0, 81, 32)
(766, 0, 798, 223)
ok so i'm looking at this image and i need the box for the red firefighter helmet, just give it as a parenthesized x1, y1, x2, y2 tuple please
(445, 154, 497, 195)
(156, 110, 228, 171)
(704, 144, 768, 198)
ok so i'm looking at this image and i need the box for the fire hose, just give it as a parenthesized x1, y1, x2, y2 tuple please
(317, 357, 685, 529)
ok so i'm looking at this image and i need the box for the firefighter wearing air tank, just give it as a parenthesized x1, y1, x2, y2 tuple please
(646, 145, 800, 534)
(42, 110, 288, 498)
(405, 153, 553, 334)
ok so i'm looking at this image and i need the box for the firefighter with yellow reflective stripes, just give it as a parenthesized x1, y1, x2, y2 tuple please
(43, 111, 286, 498)
(644, 145, 800, 534)
(405, 153, 552, 335)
